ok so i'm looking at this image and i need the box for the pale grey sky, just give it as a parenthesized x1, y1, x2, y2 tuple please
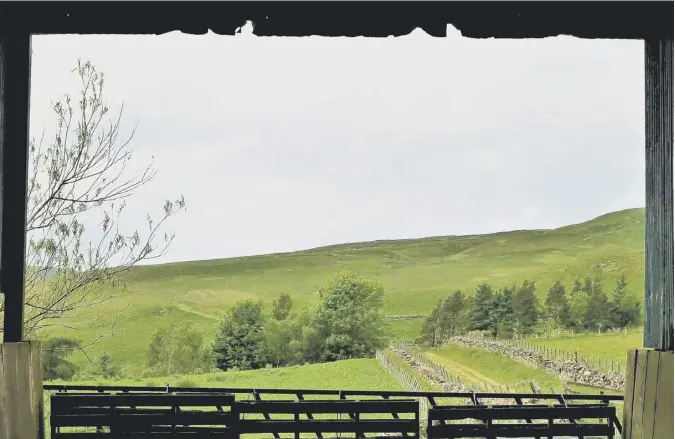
(29, 29, 645, 264)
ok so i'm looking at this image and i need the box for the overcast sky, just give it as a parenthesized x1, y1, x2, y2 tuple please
(29, 27, 645, 264)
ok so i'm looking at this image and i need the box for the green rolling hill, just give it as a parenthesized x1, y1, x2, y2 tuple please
(45, 207, 645, 373)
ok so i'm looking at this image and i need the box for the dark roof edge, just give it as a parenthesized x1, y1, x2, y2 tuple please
(0, 2, 673, 40)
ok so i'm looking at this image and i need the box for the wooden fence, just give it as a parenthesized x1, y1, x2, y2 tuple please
(42, 385, 625, 439)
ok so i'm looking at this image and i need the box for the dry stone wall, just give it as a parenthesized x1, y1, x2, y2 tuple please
(389, 344, 467, 393)
(387, 345, 545, 406)
(447, 335, 625, 392)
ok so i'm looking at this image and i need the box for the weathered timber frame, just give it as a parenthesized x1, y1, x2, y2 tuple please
(0, 2, 673, 439)
(644, 38, 674, 351)
(0, 0, 672, 347)
(0, 21, 31, 343)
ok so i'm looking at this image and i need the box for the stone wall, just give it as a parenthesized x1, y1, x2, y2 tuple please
(448, 335, 625, 391)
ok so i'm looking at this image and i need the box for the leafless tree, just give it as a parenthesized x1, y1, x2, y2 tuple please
(0, 60, 185, 347)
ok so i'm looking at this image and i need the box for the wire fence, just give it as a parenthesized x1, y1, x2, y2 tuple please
(376, 351, 428, 437)
(471, 333, 626, 375)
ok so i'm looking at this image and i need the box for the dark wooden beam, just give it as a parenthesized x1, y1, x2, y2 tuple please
(0, 2, 672, 40)
(0, 30, 32, 342)
(644, 38, 674, 352)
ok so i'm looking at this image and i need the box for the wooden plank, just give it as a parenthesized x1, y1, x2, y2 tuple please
(642, 349, 661, 439)
(117, 427, 232, 435)
(4, 345, 30, 433)
(238, 399, 419, 414)
(53, 407, 173, 416)
(0, 342, 42, 439)
(52, 411, 236, 427)
(54, 433, 236, 439)
(0, 347, 6, 439)
(630, 349, 650, 439)
(0, 343, 10, 439)
(428, 405, 614, 421)
(51, 392, 234, 409)
(429, 422, 613, 438)
(624, 349, 639, 437)
(28, 343, 44, 439)
(653, 351, 674, 439)
(431, 403, 609, 411)
(239, 419, 418, 434)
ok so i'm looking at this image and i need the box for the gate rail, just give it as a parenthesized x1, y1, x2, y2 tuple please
(43, 385, 624, 437)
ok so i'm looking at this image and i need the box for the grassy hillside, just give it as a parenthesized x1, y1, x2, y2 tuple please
(45, 208, 645, 371)
(46, 358, 400, 390)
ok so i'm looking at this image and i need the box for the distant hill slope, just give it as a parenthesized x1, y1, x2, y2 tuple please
(49, 208, 645, 371)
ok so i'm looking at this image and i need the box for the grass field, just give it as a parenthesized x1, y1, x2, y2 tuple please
(424, 344, 567, 391)
(45, 358, 401, 390)
(43, 359, 404, 439)
(533, 330, 644, 363)
(43, 207, 645, 372)
(423, 344, 623, 396)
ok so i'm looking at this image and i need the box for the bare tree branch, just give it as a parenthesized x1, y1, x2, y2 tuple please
(0, 60, 186, 355)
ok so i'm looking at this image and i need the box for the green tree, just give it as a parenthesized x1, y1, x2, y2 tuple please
(98, 352, 120, 379)
(41, 337, 81, 381)
(420, 300, 442, 346)
(489, 286, 515, 337)
(545, 280, 571, 327)
(272, 293, 294, 321)
(469, 283, 494, 332)
(213, 299, 267, 371)
(438, 290, 467, 338)
(584, 278, 610, 331)
(261, 309, 310, 367)
(293, 320, 323, 364)
(582, 278, 593, 295)
(309, 271, 388, 362)
(609, 274, 641, 328)
(512, 280, 539, 335)
(567, 279, 588, 329)
(147, 322, 211, 375)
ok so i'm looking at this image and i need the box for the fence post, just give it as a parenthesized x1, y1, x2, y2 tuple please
(0, 341, 44, 439)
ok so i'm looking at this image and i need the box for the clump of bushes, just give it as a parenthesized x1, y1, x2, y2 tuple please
(210, 271, 389, 371)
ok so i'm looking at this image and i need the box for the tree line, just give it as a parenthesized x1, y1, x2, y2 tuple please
(43, 271, 390, 380)
(419, 274, 641, 345)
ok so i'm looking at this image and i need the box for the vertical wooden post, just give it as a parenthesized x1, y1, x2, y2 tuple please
(0, 20, 41, 439)
(0, 26, 32, 343)
(0, 342, 43, 439)
(624, 38, 674, 439)
(644, 37, 674, 352)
